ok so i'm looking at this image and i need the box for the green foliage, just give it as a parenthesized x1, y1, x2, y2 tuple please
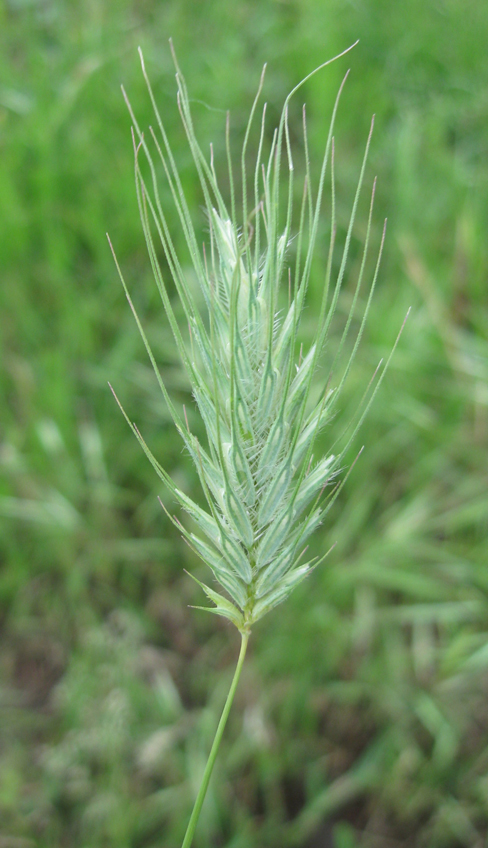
(1, 1, 488, 846)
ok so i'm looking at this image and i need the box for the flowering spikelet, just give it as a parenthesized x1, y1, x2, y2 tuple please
(109, 43, 407, 635)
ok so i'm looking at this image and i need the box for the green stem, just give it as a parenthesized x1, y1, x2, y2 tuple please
(181, 630, 250, 848)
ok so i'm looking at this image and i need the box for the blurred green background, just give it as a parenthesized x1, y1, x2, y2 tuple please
(1, 0, 487, 846)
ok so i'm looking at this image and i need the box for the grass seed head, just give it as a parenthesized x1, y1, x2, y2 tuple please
(112, 43, 403, 635)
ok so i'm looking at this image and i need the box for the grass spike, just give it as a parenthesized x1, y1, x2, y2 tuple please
(111, 45, 405, 848)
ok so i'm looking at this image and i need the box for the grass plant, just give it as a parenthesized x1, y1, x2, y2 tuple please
(109, 43, 406, 845)
(2, 2, 488, 845)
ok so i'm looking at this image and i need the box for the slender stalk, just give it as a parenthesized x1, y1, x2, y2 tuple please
(181, 630, 250, 848)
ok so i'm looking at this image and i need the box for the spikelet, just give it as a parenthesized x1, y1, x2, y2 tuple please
(110, 43, 407, 635)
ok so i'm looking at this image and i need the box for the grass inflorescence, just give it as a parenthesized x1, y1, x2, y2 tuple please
(108, 44, 409, 846)
(109, 42, 406, 639)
